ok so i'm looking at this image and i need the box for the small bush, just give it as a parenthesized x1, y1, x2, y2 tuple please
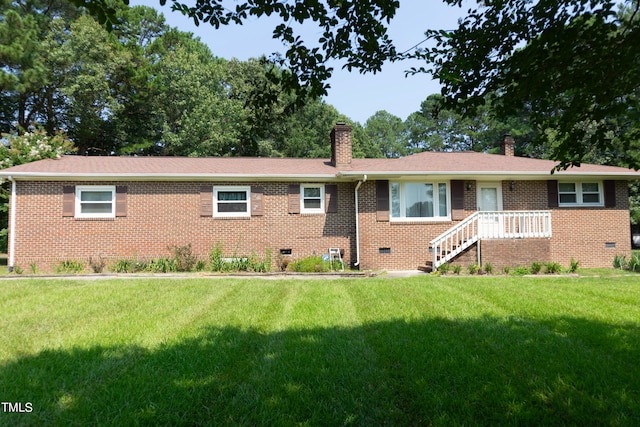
(452, 264, 462, 275)
(530, 262, 542, 275)
(569, 258, 580, 273)
(113, 259, 132, 273)
(628, 254, 640, 273)
(169, 244, 197, 272)
(545, 262, 563, 274)
(613, 255, 627, 270)
(195, 260, 207, 272)
(288, 256, 330, 273)
(483, 263, 493, 275)
(210, 243, 224, 272)
(56, 259, 84, 274)
(502, 266, 511, 275)
(467, 264, 480, 275)
(29, 263, 38, 274)
(89, 256, 106, 273)
(511, 266, 531, 276)
(147, 258, 176, 273)
(437, 263, 450, 274)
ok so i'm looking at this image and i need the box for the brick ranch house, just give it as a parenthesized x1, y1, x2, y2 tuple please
(2, 123, 639, 272)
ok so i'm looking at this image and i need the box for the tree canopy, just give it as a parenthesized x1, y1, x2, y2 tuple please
(72, 0, 640, 169)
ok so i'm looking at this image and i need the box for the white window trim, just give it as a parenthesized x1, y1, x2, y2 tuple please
(213, 185, 251, 218)
(300, 184, 325, 214)
(75, 185, 116, 218)
(558, 181, 604, 207)
(390, 181, 451, 222)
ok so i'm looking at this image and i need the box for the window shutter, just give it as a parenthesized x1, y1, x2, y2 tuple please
(604, 180, 616, 208)
(288, 184, 300, 214)
(251, 186, 264, 216)
(325, 184, 338, 213)
(547, 180, 559, 208)
(451, 180, 464, 220)
(200, 185, 213, 217)
(376, 180, 390, 221)
(63, 185, 75, 217)
(115, 186, 127, 217)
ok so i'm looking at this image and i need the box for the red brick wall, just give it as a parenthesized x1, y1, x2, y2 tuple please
(9, 179, 632, 272)
(549, 181, 631, 268)
(11, 181, 356, 272)
(358, 179, 631, 270)
(480, 239, 552, 270)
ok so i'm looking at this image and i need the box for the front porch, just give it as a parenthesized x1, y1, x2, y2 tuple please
(425, 211, 553, 272)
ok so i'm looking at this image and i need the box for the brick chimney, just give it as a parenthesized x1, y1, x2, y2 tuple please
(330, 123, 352, 168)
(500, 134, 515, 156)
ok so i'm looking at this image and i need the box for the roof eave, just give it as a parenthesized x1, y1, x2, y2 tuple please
(0, 172, 346, 182)
(337, 170, 640, 180)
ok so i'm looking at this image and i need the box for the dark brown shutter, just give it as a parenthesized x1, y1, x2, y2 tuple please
(325, 184, 338, 213)
(200, 185, 213, 217)
(63, 185, 75, 217)
(547, 180, 559, 208)
(376, 180, 390, 222)
(115, 186, 127, 217)
(451, 180, 465, 220)
(604, 180, 616, 208)
(251, 186, 264, 216)
(288, 184, 300, 214)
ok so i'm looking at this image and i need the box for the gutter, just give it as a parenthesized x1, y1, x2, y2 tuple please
(7, 176, 16, 272)
(354, 175, 367, 267)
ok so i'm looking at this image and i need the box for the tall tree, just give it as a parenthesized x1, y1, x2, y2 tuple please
(0, 11, 49, 133)
(415, 0, 640, 169)
(152, 31, 244, 156)
(364, 110, 407, 158)
(76, 0, 640, 168)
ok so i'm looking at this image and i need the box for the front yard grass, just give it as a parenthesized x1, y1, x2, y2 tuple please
(1, 276, 639, 425)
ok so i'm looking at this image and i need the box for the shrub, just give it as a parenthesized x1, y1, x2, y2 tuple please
(89, 256, 106, 274)
(169, 244, 197, 272)
(511, 266, 531, 276)
(209, 243, 224, 272)
(530, 262, 542, 275)
(628, 253, 640, 273)
(113, 259, 132, 273)
(437, 263, 450, 274)
(483, 262, 493, 275)
(147, 258, 176, 273)
(569, 258, 580, 273)
(56, 260, 84, 274)
(502, 266, 511, 275)
(545, 262, 563, 274)
(452, 264, 462, 275)
(613, 255, 627, 270)
(29, 263, 38, 274)
(195, 260, 207, 272)
(288, 256, 330, 273)
(467, 264, 480, 275)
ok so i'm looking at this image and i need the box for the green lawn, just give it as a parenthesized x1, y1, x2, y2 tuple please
(1, 276, 639, 426)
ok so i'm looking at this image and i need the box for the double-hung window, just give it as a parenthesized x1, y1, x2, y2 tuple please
(213, 186, 250, 217)
(75, 186, 116, 218)
(390, 182, 449, 220)
(558, 182, 603, 206)
(301, 184, 324, 214)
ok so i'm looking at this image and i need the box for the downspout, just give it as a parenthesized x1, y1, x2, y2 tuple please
(7, 176, 16, 272)
(354, 175, 367, 267)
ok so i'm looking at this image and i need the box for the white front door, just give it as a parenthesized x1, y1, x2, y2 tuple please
(477, 183, 503, 237)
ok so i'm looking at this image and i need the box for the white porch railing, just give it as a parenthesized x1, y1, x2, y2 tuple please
(429, 211, 552, 270)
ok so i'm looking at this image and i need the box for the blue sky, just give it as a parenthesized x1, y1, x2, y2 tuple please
(129, 1, 467, 124)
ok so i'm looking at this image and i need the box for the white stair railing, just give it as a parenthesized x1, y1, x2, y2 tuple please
(430, 211, 552, 270)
